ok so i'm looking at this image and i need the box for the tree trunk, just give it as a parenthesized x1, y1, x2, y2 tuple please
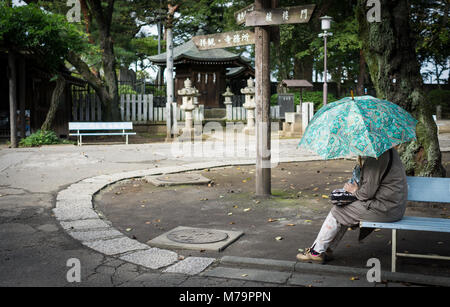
(356, 49, 366, 96)
(357, 0, 445, 177)
(8, 52, 17, 148)
(41, 75, 66, 131)
(294, 55, 313, 82)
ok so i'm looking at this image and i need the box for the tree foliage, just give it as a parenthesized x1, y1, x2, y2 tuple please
(0, 3, 89, 72)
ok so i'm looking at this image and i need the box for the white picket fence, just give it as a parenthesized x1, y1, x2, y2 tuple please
(73, 94, 204, 122)
(231, 106, 281, 120)
(72, 94, 280, 123)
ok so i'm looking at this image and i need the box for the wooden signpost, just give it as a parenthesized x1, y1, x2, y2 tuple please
(234, 4, 255, 25)
(192, 30, 255, 50)
(192, 1, 316, 197)
(245, 4, 315, 26)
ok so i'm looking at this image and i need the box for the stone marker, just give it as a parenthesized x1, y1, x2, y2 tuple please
(281, 112, 302, 137)
(278, 94, 295, 119)
(145, 173, 212, 187)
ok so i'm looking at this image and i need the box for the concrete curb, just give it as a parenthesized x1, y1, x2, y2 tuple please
(220, 255, 450, 287)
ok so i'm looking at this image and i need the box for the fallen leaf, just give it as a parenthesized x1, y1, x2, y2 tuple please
(125, 228, 132, 232)
(275, 236, 283, 241)
(145, 221, 151, 225)
(313, 187, 319, 191)
(154, 219, 161, 223)
(350, 276, 360, 281)
(322, 195, 329, 199)
(229, 222, 235, 225)
(286, 224, 296, 227)
(304, 220, 312, 223)
(241, 274, 248, 277)
(233, 205, 239, 208)
(242, 180, 247, 183)
(268, 218, 278, 223)
(243, 208, 251, 212)
(227, 212, 233, 216)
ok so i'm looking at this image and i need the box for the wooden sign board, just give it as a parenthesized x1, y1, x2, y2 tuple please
(245, 4, 316, 27)
(192, 30, 255, 50)
(234, 4, 255, 25)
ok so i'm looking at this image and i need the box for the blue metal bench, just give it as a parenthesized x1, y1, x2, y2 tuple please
(69, 122, 136, 146)
(361, 176, 450, 272)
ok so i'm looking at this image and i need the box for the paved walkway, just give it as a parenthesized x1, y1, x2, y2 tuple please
(1, 136, 449, 287)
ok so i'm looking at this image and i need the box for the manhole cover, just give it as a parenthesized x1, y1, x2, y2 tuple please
(167, 229, 229, 244)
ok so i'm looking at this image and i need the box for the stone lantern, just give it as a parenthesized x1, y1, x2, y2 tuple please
(222, 87, 234, 121)
(241, 77, 256, 135)
(178, 78, 199, 139)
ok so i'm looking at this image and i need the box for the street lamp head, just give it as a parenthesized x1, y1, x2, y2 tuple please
(320, 16, 333, 31)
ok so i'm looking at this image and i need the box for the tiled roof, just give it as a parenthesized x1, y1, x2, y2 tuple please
(149, 40, 251, 65)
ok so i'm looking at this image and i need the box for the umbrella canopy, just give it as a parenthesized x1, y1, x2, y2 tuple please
(298, 96, 418, 159)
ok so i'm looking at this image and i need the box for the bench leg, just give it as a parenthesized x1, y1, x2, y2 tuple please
(392, 229, 397, 273)
(126, 134, 129, 145)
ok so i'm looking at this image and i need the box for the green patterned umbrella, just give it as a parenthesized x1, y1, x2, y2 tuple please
(298, 96, 418, 159)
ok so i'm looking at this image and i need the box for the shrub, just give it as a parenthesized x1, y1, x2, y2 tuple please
(19, 130, 72, 147)
(118, 84, 137, 95)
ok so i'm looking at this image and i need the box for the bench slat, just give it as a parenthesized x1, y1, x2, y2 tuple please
(407, 176, 450, 203)
(361, 216, 450, 232)
(69, 133, 136, 136)
(69, 122, 133, 130)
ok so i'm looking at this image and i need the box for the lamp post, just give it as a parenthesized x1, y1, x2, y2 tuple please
(319, 16, 332, 106)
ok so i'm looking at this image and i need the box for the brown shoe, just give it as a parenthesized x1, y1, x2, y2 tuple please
(296, 248, 325, 264)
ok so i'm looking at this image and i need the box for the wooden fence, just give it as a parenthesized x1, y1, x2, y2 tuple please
(72, 94, 279, 123)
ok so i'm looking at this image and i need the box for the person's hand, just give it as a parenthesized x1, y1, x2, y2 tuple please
(344, 182, 358, 194)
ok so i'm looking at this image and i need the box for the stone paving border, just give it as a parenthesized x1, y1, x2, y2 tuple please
(53, 157, 450, 286)
(53, 157, 324, 277)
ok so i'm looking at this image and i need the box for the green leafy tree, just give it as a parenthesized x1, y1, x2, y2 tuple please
(0, 3, 90, 131)
(357, 0, 445, 177)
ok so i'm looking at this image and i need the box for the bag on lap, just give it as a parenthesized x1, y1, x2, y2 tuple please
(330, 189, 357, 206)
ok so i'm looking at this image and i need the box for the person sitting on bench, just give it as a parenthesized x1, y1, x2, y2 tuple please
(296, 147, 408, 263)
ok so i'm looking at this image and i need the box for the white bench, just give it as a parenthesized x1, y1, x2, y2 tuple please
(69, 122, 136, 146)
(361, 176, 450, 272)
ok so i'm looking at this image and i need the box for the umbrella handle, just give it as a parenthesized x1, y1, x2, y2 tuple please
(351, 90, 354, 100)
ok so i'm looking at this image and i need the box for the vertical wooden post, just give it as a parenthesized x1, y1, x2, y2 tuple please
(165, 26, 174, 141)
(19, 58, 26, 139)
(255, 0, 272, 197)
(8, 52, 18, 148)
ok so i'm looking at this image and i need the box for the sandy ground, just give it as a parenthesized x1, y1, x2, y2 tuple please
(95, 153, 450, 277)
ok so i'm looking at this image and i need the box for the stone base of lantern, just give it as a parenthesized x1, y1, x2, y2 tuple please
(243, 126, 255, 135)
(177, 127, 196, 141)
(280, 112, 303, 138)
